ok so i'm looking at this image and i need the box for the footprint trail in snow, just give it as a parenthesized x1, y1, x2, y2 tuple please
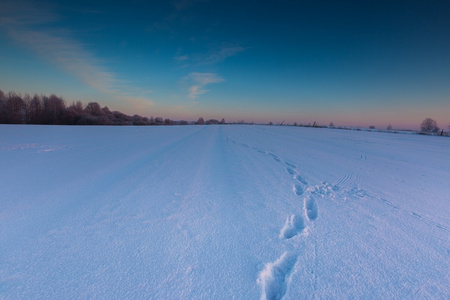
(227, 139, 320, 300)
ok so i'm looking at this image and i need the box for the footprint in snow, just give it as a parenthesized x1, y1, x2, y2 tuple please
(412, 212, 421, 218)
(258, 252, 297, 300)
(295, 174, 308, 185)
(304, 195, 318, 221)
(284, 162, 296, 168)
(285, 167, 296, 176)
(269, 153, 281, 162)
(280, 214, 306, 239)
(293, 184, 304, 196)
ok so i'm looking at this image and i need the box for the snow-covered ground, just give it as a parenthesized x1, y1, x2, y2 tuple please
(1, 125, 449, 299)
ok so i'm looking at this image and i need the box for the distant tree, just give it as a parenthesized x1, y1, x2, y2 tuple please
(154, 117, 164, 125)
(329, 122, 335, 127)
(26, 94, 43, 124)
(269, 121, 273, 125)
(369, 125, 376, 129)
(63, 107, 81, 124)
(420, 118, 439, 133)
(110, 111, 132, 125)
(1, 89, 208, 126)
(5, 92, 26, 124)
(132, 115, 147, 125)
(0, 90, 8, 123)
(196, 117, 205, 125)
(387, 124, 393, 131)
(220, 118, 225, 124)
(43, 94, 65, 124)
(102, 106, 113, 120)
(72, 101, 84, 113)
(293, 122, 298, 126)
(206, 119, 219, 125)
(61, 101, 84, 125)
(85, 102, 104, 116)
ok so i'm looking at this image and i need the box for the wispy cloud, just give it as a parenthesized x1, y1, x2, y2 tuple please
(0, 0, 153, 108)
(186, 72, 224, 99)
(175, 45, 246, 68)
(174, 45, 246, 69)
(175, 54, 189, 62)
(200, 45, 245, 65)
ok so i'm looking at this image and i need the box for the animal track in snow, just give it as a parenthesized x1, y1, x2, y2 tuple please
(412, 212, 421, 218)
(295, 174, 308, 185)
(305, 196, 318, 221)
(269, 153, 281, 162)
(258, 252, 298, 300)
(285, 162, 296, 168)
(293, 184, 305, 196)
(280, 214, 306, 239)
(286, 167, 296, 175)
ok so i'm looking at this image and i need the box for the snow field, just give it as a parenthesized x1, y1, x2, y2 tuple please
(1, 124, 449, 299)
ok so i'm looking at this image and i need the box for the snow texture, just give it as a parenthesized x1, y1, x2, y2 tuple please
(1, 125, 449, 299)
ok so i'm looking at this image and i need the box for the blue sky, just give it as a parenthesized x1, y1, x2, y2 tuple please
(1, 0, 449, 128)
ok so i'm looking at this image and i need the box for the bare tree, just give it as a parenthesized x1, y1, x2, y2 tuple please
(154, 117, 163, 125)
(26, 94, 43, 124)
(420, 118, 439, 133)
(6, 92, 26, 124)
(72, 101, 84, 113)
(43, 94, 66, 124)
(0, 90, 196, 126)
(85, 102, 104, 116)
(0, 90, 6, 123)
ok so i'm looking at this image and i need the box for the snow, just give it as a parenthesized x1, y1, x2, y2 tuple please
(1, 124, 449, 299)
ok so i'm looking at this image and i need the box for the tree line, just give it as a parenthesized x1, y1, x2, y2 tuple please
(0, 90, 184, 126)
(1, 90, 447, 131)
